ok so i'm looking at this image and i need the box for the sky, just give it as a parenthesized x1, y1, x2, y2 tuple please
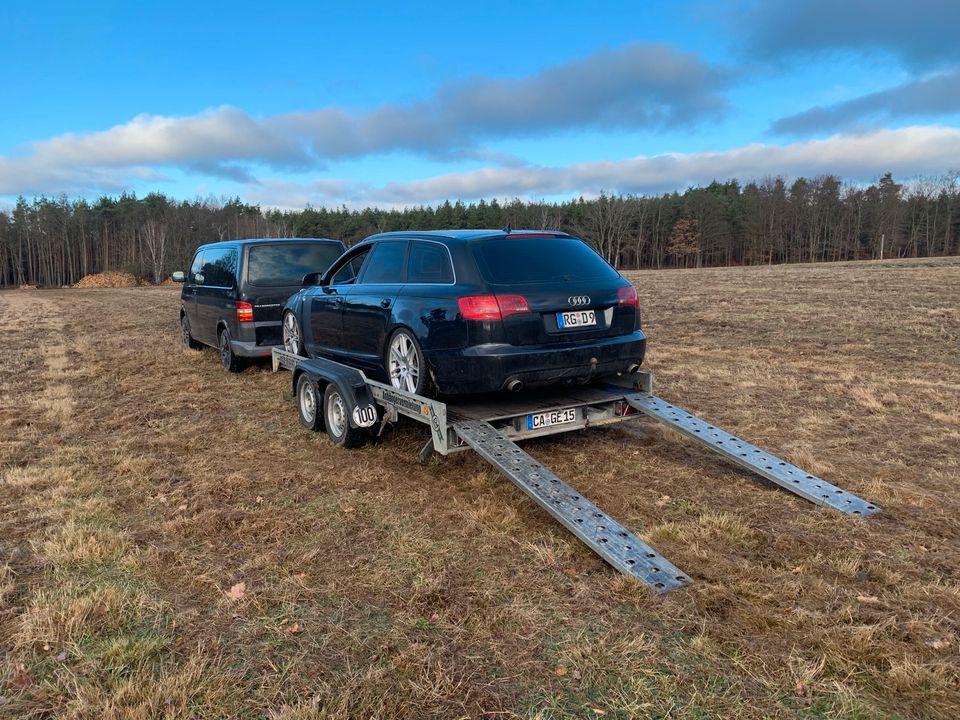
(2, 0, 959, 210)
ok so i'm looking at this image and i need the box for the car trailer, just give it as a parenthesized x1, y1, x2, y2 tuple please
(271, 348, 879, 594)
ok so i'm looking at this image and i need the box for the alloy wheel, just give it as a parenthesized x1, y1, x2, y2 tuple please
(388, 333, 420, 393)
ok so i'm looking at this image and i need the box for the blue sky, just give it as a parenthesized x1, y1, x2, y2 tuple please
(2, 0, 959, 209)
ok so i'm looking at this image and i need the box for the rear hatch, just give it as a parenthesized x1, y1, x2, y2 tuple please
(470, 235, 638, 346)
(243, 241, 345, 344)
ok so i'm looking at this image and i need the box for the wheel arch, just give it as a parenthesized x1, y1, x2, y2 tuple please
(292, 366, 329, 398)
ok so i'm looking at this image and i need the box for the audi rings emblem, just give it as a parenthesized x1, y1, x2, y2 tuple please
(567, 295, 591, 306)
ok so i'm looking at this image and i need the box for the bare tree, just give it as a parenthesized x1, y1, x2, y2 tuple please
(141, 219, 168, 284)
(583, 192, 633, 264)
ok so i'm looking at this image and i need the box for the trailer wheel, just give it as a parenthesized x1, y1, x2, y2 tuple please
(323, 383, 367, 448)
(296, 374, 323, 431)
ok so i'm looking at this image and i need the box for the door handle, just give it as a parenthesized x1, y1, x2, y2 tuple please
(380, 299, 391, 308)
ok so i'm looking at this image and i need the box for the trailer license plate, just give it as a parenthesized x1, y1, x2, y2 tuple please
(527, 408, 578, 430)
(557, 309, 596, 329)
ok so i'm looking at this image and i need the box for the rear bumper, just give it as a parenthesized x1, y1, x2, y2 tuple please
(230, 338, 276, 357)
(428, 331, 646, 394)
(232, 320, 282, 356)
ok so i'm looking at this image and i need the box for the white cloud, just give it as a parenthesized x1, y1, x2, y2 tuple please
(771, 70, 960, 135)
(0, 43, 731, 197)
(244, 126, 960, 207)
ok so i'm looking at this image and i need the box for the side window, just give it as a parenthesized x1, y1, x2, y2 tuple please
(407, 241, 453, 283)
(358, 241, 407, 284)
(199, 248, 238, 287)
(188, 252, 204, 285)
(330, 250, 369, 285)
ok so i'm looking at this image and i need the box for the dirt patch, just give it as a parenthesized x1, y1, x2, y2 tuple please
(1, 257, 958, 719)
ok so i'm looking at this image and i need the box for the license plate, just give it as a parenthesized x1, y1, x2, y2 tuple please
(557, 309, 596, 329)
(527, 407, 578, 430)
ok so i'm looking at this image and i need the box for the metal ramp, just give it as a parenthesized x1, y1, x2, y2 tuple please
(455, 420, 691, 593)
(622, 392, 880, 517)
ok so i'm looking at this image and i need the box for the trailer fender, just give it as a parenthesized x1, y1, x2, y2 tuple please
(293, 362, 378, 430)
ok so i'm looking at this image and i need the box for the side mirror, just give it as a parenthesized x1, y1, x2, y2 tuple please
(171, 271, 185, 283)
(302, 272, 322, 287)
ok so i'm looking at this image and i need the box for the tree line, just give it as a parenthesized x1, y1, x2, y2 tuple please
(1, 172, 958, 287)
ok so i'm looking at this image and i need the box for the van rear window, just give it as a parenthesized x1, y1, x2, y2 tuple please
(247, 243, 343, 286)
(472, 237, 619, 284)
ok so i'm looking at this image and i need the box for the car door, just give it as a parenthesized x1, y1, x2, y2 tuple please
(307, 248, 370, 357)
(340, 240, 408, 370)
(183, 250, 204, 336)
(195, 246, 239, 345)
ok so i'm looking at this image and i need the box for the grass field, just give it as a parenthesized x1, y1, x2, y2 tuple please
(1, 257, 958, 719)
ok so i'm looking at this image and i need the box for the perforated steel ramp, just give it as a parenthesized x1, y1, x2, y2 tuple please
(454, 420, 691, 593)
(622, 392, 880, 517)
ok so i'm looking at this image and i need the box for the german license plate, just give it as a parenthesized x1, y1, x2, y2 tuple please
(527, 407, 578, 430)
(557, 309, 596, 329)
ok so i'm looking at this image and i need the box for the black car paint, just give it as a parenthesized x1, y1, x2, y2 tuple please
(180, 238, 344, 358)
(284, 230, 647, 395)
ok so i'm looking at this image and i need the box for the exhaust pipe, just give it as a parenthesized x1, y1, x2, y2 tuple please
(506, 379, 524, 392)
(627, 363, 640, 374)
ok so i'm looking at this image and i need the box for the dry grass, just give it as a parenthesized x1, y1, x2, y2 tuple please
(1, 258, 958, 719)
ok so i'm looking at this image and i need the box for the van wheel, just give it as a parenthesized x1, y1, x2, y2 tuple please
(296, 374, 323, 431)
(323, 384, 367, 448)
(386, 329, 434, 397)
(219, 328, 245, 373)
(283, 311, 306, 356)
(180, 315, 201, 350)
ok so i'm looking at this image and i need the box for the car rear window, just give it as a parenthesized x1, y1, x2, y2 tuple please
(472, 236, 619, 284)
(247, 243, 343, 286)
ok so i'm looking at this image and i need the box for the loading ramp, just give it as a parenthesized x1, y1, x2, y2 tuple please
(272, 348, 879, 593)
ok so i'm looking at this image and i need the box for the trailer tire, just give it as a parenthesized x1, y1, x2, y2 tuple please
(323, 383, 367, 448)
(296, 374, 323, 432)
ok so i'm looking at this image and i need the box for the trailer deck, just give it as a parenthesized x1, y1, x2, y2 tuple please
(271, 348, 879, 593)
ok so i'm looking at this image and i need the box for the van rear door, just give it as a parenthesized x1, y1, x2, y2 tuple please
(243, 241, 345, 346)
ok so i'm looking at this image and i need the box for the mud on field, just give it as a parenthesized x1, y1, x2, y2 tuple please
(1, 257, 958, 719)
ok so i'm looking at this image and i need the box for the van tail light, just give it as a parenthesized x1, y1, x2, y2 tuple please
(457, 294, 530, 320)
(617, 286, 639, 308)
(236, 301, 254, 323)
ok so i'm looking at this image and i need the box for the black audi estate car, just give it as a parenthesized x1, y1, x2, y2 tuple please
(281, 230, 646, 395)
(176, 237, 344, 371)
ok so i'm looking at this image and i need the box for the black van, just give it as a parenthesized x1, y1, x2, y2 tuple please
(175, 238, 345, 371)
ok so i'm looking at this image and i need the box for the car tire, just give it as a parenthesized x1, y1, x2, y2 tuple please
(323, 383, 367, 448)
(385, 328, 434, 397)
(180, 314, 202, 350)
(282, 311, 307, 357)
(296, 374, 323, 432)
(218, 328, 245, 373)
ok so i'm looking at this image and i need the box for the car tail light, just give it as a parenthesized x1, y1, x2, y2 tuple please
(617, 286, 639, 308)
(495, 294, 530, 317)
(236, 301, 254, 323)
(457, 294, 531, 320)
